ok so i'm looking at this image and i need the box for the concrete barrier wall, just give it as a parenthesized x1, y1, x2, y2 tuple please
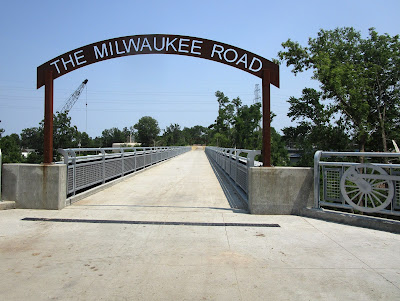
(2, 164, 67, 210)
(248, 167, 314, 215)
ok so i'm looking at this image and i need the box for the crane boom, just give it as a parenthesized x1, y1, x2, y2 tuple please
(60, 79, 88, 113)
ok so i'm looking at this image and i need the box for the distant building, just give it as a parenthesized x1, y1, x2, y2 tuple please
(286, 147, 302, 164)
(112, 142, 141, 148)
(21, 149, 35, 158)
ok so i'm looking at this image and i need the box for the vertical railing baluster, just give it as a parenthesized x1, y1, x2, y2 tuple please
(69, 149, 77, 196)
(314, 151, 322, 209)
(101, 149, 106, 184)
(121, 148, 125, 176)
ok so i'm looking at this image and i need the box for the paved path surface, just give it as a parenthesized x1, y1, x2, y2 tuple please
(1, 149, 400, 300)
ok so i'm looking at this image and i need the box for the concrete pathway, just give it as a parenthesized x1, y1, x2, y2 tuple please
(1, 148, 400, 300)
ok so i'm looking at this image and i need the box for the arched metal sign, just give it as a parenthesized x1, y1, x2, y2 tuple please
(37, 34, 279, 165)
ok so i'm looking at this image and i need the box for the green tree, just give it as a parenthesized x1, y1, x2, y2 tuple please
(25, 152, 42, 164)
(162, 124, 184, 146)
(53, 112, 79, 152)
(233, 101, 262, 149)
(252, 113, 289, 166)
(0, 134, 23, 163)
(270, 128, 289, 166)
(208, 91, 289, 165)
(21, 126, 43, 153)
(209, 91, 235, 147)
(134, 116, 160, 147)
(100, 127, 127, 147)
(0, 128, 4, 138)
(20, 112, 81, 162)
(210, 132, 231, 148)
(362, 29, 400, 152)
(91, 136, 103, 148)
(282, 88, 351, 166)
(278, 27, 400, 153)
(122, 126, 135, 143)
(77, 131, 93, 148)
(209, 91, 262, 149)
(182, 126, 209, 145)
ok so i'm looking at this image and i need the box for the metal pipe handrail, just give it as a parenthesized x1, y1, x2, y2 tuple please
(318, 151, 400, 158)
(58, 146, 184, 162)
(205, 146, 261, 196)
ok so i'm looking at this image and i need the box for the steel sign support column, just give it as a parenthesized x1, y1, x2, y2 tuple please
(262, 69, 271, 167)
(44, 70, 54, 164)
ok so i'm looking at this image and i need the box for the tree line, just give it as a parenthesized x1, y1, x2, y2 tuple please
(1, 27, 399, 166)
(0, 113, 207, 163)
(0, 90, 288, 165)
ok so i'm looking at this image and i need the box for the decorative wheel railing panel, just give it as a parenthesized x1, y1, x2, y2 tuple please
(314, 151, 400, 218)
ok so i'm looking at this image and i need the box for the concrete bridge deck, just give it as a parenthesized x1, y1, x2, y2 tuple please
(1, 149, 400, 300)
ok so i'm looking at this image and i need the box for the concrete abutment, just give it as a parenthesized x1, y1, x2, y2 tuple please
(248, 167, 314, 215)
(2, 163, 66, 210)
(1, 161, 315, 212)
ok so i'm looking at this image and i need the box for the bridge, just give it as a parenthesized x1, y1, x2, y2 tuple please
(65, 146, 247, 212)
(0, 147, 400, 300)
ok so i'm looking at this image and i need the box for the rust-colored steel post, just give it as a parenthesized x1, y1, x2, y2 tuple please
(262, 69, 271, 167)
(44, 70, 54, 164)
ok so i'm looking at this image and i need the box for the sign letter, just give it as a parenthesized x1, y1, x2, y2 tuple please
(190, 40, 203, 55)
(166, 38, 177, 52)
(140, 38, 152, 51)
(50, 60, 61, 74)
(153, 37, 165, 51)
(115, 41, 125, 55)
(61, 54, 75, 71)
(123, 38, 140, 53)
(211, 44, 224, 60)
(223, 49, 238, 63)
(178, 38, 190, 53)
(236, 53, 248, 68)
(74, 50, 87, 66)
(249, 57, 262, 72)
(94, 43, 109, 59)
(108, 42, 114, 56)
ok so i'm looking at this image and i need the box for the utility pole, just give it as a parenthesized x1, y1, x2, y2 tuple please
(254, 84, 261, 104)
(253, 84, 262, 131)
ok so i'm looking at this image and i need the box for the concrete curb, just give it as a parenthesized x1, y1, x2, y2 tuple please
(0, 201, 16, 210)
(301, 207, 400, 234)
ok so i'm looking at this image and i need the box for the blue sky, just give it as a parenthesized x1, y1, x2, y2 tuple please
(1, 0, 400, 139)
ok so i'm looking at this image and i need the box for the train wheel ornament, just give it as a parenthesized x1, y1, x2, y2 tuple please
(340, 164, 394, 213)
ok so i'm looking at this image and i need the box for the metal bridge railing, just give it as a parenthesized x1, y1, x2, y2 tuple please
(58, 146, 191, 196)
(205, 146, 261, 195)
(314, 151, 400, 218)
